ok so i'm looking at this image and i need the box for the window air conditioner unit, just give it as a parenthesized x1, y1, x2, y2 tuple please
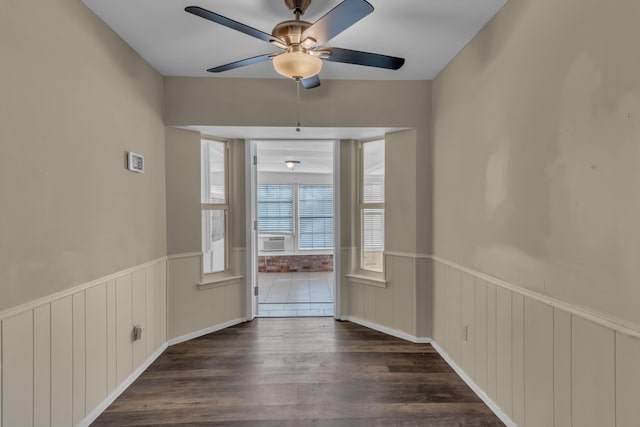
(263, 236, 285, 252)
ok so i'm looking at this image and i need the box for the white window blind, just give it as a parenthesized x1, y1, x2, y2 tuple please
(257, 185, 293, 232)
(363, 209, 384, 250)
(298, 185, 333, 249)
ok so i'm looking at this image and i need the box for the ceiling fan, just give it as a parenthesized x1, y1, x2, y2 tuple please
(185, 0, 405, 89)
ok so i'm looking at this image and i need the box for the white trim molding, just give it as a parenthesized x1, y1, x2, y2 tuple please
(167, 317, 248, 347)
(197, 275, 244, 290)
(385, 251, 431, 259)
(345, 273, 388, 288)
(430, 341, 516, 427)
(0, 256, 167, 321)
(430, 255, 640, 339)
(79, 342, 168, 427)
(167, 252, 202, 260)
(341, 316, 430, 344)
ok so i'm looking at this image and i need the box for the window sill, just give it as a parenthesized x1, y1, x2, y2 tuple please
(346, 273, 387, 288)
(197, 275, 244, 290)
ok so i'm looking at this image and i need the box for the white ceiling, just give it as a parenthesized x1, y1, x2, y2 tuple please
(82, 0, 507, 80)
(256, 140, 334, 174)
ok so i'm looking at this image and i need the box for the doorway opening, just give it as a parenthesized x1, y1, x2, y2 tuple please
(251, 140, 336, 318)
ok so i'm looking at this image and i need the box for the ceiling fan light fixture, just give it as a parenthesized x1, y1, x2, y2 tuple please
(285, 160, 301, 170)
(273, 51, 322, 80)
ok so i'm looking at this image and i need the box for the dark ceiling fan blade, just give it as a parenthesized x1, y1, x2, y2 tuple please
(207, 54, 274, 73)
(302, 0, 373, 46)
(300, 74, 321, 89)
(185, 6, 285, 46)
(324, 47, 405, 70)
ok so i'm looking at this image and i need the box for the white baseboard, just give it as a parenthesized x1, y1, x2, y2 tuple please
(167, 317, 248, 346)
(339, 317, 514, 426)
(430, 340, 516, 427)
(340, 315, 431, 344)
(79, 342, 168, 427)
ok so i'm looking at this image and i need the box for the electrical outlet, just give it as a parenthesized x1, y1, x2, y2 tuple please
(133, 324, 143, 341)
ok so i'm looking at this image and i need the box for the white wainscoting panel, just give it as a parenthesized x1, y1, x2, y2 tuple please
(106, 279, 117, 395)
(616, 332, 640, 427)
(2, 310, 33, 427)
(511, 293, 524, 427)
(523, 298, 553, 427)
(73, 292, 86, 425)
(430, 256, 640, 427)
(342, 251, 430, 340)
(486, 282, 498, 399)
(86, 283, 108, 414)
(460, 272, 476, 378)
(0, 324, 2, 427)
(132, 269, 148, 369)
(553, 308, 572, 427)
(0, 257, 167, 427)
(495, 285, 512, 416)
(474, 278, 488, 390)
(51, 295, 73, 426)
(115, 274, 133, 386)
(34, 304, 51, 427)
(167, 252, 246, 340)
(572, 316, 616, 427)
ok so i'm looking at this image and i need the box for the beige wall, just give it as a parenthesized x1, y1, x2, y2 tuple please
(167, 254, 245, 340)
(166, 139, 247, 340)
(1, 0, 168, 425)
(165, 78, 430, 131)
(431, 0, 640, 425)
(338, 130, 430, 339)
(165, 78, 433, 338)
(432, 0, 640, 328)
(165, 127, 201, 255)
(0, 0, 167, 311)
(229, 140, 247, 248)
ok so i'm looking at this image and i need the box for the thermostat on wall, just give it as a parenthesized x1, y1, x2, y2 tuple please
(127, 152, 144, 173)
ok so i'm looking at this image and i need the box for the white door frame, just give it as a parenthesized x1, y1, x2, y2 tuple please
(332, 140, 341, 319)
(245, 140, 258, 320)
(245, 139, 341, 319)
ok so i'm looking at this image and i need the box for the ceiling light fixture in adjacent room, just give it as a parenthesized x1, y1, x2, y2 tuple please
(285, 160, 301, 171)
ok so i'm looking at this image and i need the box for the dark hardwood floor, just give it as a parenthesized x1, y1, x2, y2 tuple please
(92, 318, 504, 426)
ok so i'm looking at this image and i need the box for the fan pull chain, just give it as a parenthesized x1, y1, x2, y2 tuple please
(296, 79, 302, 132)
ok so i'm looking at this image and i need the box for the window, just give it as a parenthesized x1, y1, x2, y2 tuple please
(298, 185, 333, 249)
(257, 185, 293, 232)
(257, 183, 334, 252)
(201, 139, 228, 274)
(360, 139, 385, 272)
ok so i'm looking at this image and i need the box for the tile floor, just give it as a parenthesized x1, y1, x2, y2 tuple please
(257, 271, 334, 317)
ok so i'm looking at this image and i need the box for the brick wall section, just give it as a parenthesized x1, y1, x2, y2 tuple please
(258, 254, 334, 273)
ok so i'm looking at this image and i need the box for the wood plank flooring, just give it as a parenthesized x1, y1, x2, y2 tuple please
(92, 318, 504, 426)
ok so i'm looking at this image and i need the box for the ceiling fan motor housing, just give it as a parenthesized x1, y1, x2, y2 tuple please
(284, 0, 312, 16)
(272, 20, 312, 46)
